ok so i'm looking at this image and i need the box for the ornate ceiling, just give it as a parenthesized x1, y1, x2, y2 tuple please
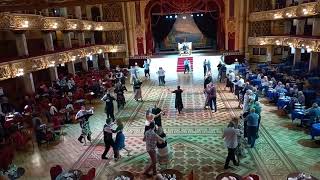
(0, 0, 139, 11)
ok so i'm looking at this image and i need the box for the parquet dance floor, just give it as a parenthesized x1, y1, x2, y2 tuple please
(14, 56, 320, 180)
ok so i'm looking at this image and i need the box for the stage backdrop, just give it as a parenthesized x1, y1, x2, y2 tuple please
(153, 14, 216, 51)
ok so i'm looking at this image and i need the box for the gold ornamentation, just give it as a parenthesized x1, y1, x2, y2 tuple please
(249, 2, 318, 21)
(227, 19, 236, 33)
(0, 12, 124, 31)
(248, 36, 320, 52)
(0, 44, 126, 80)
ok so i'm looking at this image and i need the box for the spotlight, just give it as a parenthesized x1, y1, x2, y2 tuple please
(191, 14, 193, 17)
(169, 15, 172, 18)
(197, 14, 199, 17)
(166, 15, 168, 18)
(201, 14, 203, 16)
(175, 15, 178, 18)
(182, 16, 186, 19)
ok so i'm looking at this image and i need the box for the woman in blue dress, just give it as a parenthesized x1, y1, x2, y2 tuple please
(113, 120, 131, 161)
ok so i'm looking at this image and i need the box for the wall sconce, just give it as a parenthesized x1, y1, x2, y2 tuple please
(273, 14, 282, 19)
(276, 40, 281, 46)
(286, 13, 292, 18)
(72, 24, 77, 29)
(49, 61, 55, 67)
(21, 20, 29, 28)
(98, 49, 103, 54)
(302, 8, 309, 15)
(16, 68, 24, 76)
(71, 55, 76, 61)
(259, 41, 266, 45)
(95, 26, 103, 31)
(51, 22, 58, 29)
(86, 25, 92, 30)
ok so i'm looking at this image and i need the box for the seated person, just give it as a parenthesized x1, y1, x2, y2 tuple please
(33, 118, 52, 144)
(297, 91, 305, 106)
(306, 103, 320, 125)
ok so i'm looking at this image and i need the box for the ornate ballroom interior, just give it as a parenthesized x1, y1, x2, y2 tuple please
(0, 0, 320, 180)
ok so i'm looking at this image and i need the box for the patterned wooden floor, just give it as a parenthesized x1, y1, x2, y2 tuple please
(13, 59, 320, 180)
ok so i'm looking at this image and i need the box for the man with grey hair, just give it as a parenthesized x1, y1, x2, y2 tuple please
(245, 108, 259, 148)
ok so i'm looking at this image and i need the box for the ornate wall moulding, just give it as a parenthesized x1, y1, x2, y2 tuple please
(248, 36, 320, 52)
(0, 13, 124, 31)
(249, 2, 318, 22)
(0, 44, 126, 80)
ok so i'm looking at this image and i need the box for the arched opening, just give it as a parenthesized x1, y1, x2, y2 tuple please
(144, 0, 225, 55)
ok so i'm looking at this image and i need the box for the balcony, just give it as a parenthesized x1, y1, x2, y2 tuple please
(248, 36, 320, 51)
(0, 44, 126, 81)
(0, 13, 124, 31)
(249, 2, 318, 22)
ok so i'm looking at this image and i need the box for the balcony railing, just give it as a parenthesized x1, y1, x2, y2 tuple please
(0, 13, 124, 31)
(0, 44, 126, 81)
(249, 2, 318, 22)
(248, 36, 320, 52)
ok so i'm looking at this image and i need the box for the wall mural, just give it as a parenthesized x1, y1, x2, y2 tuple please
(160, 15, 214, 50)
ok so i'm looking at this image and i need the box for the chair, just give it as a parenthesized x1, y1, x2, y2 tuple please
(243, 174, 260, 180)
(50, 165, 63, 180)
(80, 168, 96, 180)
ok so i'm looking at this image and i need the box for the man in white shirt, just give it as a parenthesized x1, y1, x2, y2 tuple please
(222, 121, 240, 169)
(129, 66, 136, 84)
(49, 103, 58, 116)
(156, 67, 166, 86)
(183, 59, 190, 74)
(228, 70, 236, 92)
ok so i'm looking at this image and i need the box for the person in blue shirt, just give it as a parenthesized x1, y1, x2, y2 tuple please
(184, 59, 190, 74)
(143, 60, 151, 78)
(306, 103, 320, 125)
(245, 108, 259, 148)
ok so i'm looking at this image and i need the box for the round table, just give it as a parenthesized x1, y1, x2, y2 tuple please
(55, 169, 82, 180)
(216, 172, 242, 180)
(251, 79, 261, 87)
(112, 171, 134, 180)
(287, 172, 318, 180)
(311, 123, 320, 140)
(277, 97, 291, 109)
(160, 169, 183, 180)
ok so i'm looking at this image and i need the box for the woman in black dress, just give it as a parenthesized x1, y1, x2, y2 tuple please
(114, 81, 128, 109)
(171, 86, 184, 114)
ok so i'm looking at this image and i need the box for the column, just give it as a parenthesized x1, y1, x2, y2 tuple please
(99, 5, 104, 21)
(63, 32, 72, 49)
(49, 66, 58, 81)
(86, 6, 92, 20)
(82, 58, 89, 72)
(43, 31, 54, 51)
(90, 32, 95, 45)
(67, 61, 76, 75)
(74, 6, 82, 19)
(309, 52, 319, 72)
(312, 18, 320, 36)
(130, 2, 138, 55)
(284, 21, 292, 35)
(104, 53, 110, 69)
(15, 32, 29, 56)
(126, 2, 135, 57)
(293, 48, 301, 66)
(23, 73, 35, 94)
(296, 19, 305, 36)
(78, 32, 85, 47)
(92, 55, 99, 70)
(239, 0, 245, 53)
(122, 2, 130, 58)
(60, 7, 68, 17)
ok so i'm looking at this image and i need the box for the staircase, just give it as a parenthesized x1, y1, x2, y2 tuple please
(177, 57, 193, 72)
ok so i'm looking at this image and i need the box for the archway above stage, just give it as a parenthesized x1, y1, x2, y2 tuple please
(145, 0, 225, 54)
